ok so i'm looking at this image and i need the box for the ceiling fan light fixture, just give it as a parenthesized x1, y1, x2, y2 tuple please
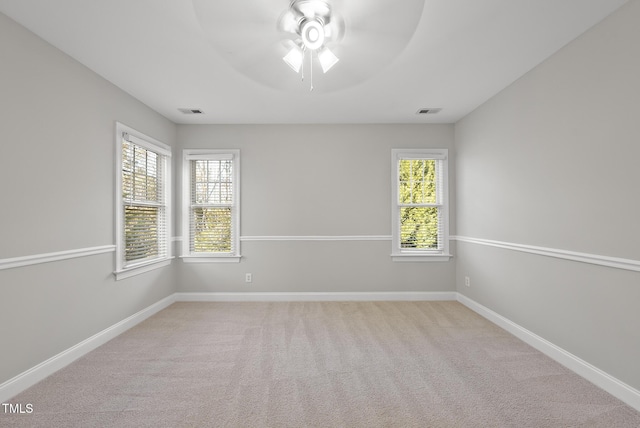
(283, 45, 304, 73)
(276, 0, 345, 88)
(318, 47, 339, 73)
(301, 19, 325, 50)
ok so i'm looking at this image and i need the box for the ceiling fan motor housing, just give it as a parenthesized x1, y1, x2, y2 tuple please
(291, 0, 333, 50)
(301, 19, 325, 50)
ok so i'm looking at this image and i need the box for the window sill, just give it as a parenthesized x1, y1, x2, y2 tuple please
(391, 253, 453, 262)
(114, 258, 173, 280)
(181, 255, 242, 263)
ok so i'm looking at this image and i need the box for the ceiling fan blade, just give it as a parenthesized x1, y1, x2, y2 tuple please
(277, 9, 303, 36)
(324, 13, 345, 43)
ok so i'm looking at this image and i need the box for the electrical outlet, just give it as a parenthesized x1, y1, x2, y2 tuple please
(464, 276, 471, 287)
(245, 273, 252, 283)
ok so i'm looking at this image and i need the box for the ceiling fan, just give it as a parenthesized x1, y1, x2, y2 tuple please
(191, 0, 425, 93)
(279, 0, 343, 89)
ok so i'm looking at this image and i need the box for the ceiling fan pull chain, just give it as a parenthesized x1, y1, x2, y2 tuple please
(301, 48, 305, 82)
(310, 49, 314, 92)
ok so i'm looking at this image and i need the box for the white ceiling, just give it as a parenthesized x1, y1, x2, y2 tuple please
(0, 0, 628, 124)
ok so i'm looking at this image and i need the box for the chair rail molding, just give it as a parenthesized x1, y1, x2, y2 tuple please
(0, 245, 116, 271)
(240, 235, 392, 241)
(452, 235, 640, 273)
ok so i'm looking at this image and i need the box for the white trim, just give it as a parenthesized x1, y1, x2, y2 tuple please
(0, 295, 176, 402)
(180, 256, 241, 263)
(391, 149, 450, 260)
(240, 235, 392, 242)
(393, 148, 448, 161)
(119, 123, 171, 157)
(114, 258, 173, 280)
(391, 254, 453, 262)
(174, 291, 457, 302)
(0, 245, 115, 271)
(453, 235, 640, 273)
(115, 122, 172, 275)
(0, 236, 462, 272)
(457, 293, 640, 412)
(182, 149, 241, 259)
(183, 150, 234, 161)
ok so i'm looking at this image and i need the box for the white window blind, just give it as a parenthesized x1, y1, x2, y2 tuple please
(183, 150, 240, 260)
(392, 149, 450, 261)
(116, 123, 172, 277)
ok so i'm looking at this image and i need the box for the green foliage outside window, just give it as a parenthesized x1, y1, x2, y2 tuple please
(122, 141, 162, 262)
(398, 159, 439, 249)
(124, 206, 159, 261)
(193, 207, 232, 253)
(191, 159, 234, 253)
(122, 142, 158, 201)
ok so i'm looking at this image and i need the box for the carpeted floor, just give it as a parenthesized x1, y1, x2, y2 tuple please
(3, 301, 640, 427)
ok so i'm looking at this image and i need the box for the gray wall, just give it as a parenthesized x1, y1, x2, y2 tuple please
(176, 125, 456, 293)
(455, 0, 640, 390)
(0, 13, 177, 385)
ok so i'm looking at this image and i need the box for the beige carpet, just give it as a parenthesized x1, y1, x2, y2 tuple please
(3, 301, 639, 427)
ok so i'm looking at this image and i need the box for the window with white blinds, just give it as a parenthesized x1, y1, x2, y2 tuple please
(182, 150, 240, 262)
(391, 149, 451, 261)
(115, 123, 172, 278)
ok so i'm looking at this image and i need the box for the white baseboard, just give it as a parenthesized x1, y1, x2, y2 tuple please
(174, 291, 457, 302)
(456, 293, 640, 412)
(0, 294, 176, 402)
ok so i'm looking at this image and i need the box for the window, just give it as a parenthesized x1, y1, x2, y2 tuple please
(391, 149, 451, 261)
(182, 150, 240, 262)
(115, 123, 172, 279)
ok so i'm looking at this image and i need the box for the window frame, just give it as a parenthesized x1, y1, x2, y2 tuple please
(114, 122, 172, 280)
(391, 148, 451, 262)
(181, 149, 241, 263)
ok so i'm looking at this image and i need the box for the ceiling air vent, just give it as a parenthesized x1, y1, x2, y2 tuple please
(178, 108, 204, 114)
(416, 108, 442, 115)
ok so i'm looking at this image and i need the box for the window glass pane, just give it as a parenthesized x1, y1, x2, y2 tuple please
(122, 142, 133, 171)
(400, 206, 439, 249)
(398, 159, 436, 204)
(122, 141, 133, 200)
(122, 171, 133, 200)
(220, 159, 232, 181)
(208, 160, 220, 184)
(192, 207, 232, 252)
(192, 159, 233, 205)
(195, 182, 207, 204)
(118, 128, 170, 274)
(123, 141, 159, 203)
(218, 182, 231, 203)
(124, 205, 159, 261)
